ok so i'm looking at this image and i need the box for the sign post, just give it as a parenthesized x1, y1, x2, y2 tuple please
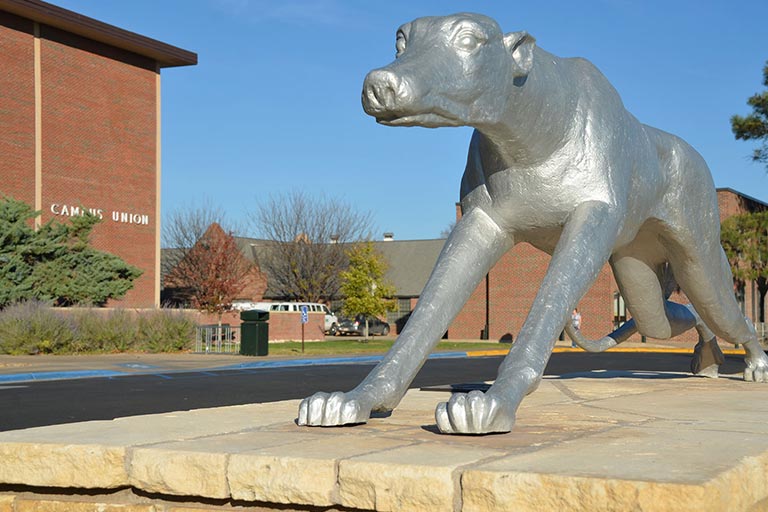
(300, 305, 309, 353)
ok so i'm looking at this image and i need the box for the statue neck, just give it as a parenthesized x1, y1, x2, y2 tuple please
(475, 48, 578, 168)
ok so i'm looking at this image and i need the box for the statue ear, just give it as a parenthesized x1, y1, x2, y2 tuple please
(503, 31, 536, 77)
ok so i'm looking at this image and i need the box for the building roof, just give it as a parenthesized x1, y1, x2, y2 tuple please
(0, 0, 197, 67)
(226, 236, 446, 299)
(716, 187, 768, 210)
(373, 239, 445, 297)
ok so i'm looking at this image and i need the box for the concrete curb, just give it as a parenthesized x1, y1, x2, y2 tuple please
(1, 377, 767, 511)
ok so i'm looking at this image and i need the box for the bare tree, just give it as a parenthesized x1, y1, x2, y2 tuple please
(163, 200, 226, 263)
(248, 191, 374, 302)
(161, 201, 250, 307)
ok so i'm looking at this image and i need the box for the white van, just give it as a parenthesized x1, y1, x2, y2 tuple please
(231, 300, 273, 312)
(266, 302, 339, 335)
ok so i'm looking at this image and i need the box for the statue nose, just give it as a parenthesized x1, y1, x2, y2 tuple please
(362, 69, 409, 113)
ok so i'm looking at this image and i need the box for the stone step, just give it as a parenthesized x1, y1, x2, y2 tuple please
(1, 373, 768, 511)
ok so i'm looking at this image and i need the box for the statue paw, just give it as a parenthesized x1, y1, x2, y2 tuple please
(691, 337, 724, 377)
(435, 390, 515, 435)
(694, 364, 719, 379)
(744, 359, 768, 383)
(297, 391, 370, 426)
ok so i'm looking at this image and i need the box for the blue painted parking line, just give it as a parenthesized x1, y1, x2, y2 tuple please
(0, 351, 474, 385)
(218, 351, 469, 371)
(0, 370, 123, 384)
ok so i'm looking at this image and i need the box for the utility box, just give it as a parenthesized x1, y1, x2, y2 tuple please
(240, 310, 269, 356)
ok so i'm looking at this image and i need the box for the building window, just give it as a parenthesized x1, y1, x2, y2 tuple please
(387, 298, 413, 332)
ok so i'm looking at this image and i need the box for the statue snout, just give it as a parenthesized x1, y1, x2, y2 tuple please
(362, 68, 414, 118)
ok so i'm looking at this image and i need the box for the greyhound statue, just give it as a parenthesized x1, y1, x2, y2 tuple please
(298, 13, 768, 435)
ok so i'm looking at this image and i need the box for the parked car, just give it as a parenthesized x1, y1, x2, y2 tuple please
(336, 315, 391, 336)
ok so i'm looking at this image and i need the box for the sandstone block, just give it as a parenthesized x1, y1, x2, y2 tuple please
(229, 435, 410, 506)
(339, 443, 498, 512)
(0, 443, 126, 488)
(14, 500, 154, 511)
(128, 448, 229, 499)
(0, 495, 14, 512)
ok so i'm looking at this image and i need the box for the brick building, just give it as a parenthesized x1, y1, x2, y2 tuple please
(0, 0, 196, 307)
(451, 188, 767, 343)
(180, 187, 764, 343)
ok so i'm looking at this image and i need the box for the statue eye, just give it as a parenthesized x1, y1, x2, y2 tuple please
(454, 31, 484, 52)
(395, 32, 407, 57)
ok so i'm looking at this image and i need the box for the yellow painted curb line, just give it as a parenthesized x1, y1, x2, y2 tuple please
(466, 347, 746, 357)
(467, 349, 510, 357)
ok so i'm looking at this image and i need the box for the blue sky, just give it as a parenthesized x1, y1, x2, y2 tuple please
(54, 0, 768, 241)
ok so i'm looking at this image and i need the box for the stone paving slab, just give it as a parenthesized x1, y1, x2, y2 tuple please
(1, 373, 768, 511)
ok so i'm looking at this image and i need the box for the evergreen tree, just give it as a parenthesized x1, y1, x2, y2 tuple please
(721, 210, 768, 323)
(339, 242, 396, 338)
(0, 197, 141, 307)
(731, 61, 768, 171)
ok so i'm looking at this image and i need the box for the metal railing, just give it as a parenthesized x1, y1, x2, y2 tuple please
(195, 324, 241, 353)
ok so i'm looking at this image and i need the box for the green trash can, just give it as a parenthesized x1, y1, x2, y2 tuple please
(240, 309, 269, 356)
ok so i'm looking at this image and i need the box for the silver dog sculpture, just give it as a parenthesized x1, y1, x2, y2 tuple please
(298, 13, 768, 434)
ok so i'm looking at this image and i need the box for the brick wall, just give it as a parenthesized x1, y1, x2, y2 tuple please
(717, 189, 767, 222)
(265, 311, 326, 342)
(39, 26, 158, 307)
(1, 14, 160, 308)
(450, 243, 616, 341)
(0, 12, 35, 206)
(197, 310, 326, 342)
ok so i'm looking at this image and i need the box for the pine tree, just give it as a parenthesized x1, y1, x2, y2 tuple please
(731, 61, 768, 171)
(0, 197, 142, 307)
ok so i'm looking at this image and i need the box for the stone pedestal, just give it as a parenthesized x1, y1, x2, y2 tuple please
(1, 373, 768, 511)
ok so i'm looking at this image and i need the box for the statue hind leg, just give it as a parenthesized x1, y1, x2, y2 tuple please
(568, 239, 725, 376)
(670, 245, 768, 382)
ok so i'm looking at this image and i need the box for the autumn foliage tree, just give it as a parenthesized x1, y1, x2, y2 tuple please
(166, 223, 257, 332)
(339, 242, 396, 339)
(721, 210, 768, 323)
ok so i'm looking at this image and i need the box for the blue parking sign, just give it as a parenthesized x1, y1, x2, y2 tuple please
(300, 305, 309, 324)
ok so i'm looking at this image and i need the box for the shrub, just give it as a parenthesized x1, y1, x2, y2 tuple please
(136, 309, 196, 352)
(71, 308, 138, 353)
(0, 303, 196, 354)
(0, 300, 74, 354)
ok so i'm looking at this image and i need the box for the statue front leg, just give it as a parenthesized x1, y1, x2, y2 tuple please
(436, 201, 620, 434)
(298, 208, 513, 427)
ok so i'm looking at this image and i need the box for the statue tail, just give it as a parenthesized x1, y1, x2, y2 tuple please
(566, 319, 637, 352)
(567, 263, 677, 353)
